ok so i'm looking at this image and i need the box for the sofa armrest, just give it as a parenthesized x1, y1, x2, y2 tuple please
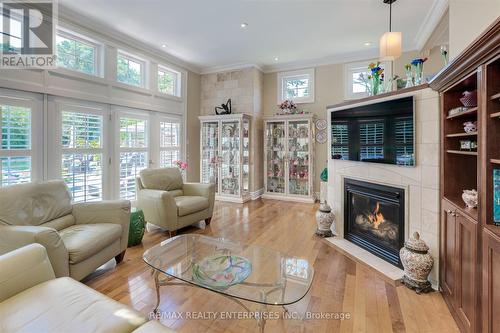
(137, 189, 178, 230)
(182, 183, 215, 216)
(73, 200, 131, 252)
(132, 321, 176, 333)
(182, 183, 215, 198)
(0, 244, 56, 302)
(0, 225, 69, 277)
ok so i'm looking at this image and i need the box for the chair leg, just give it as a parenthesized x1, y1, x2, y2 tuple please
(205, 218, 212, 225)
(115, 250, 126, 264)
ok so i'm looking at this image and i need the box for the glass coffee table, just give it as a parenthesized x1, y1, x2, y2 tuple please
(143, 234, 314, 332)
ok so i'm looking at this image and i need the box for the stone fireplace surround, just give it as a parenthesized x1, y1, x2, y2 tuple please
(326, 88, 440, 287)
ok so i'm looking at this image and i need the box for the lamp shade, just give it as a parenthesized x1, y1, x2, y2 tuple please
(379, 31, 402, 61)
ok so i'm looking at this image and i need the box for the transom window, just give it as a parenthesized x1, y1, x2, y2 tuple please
(56, 31, 99, 76)
(61, 110, 104, 202)
(277, 68, 315, 104)
(0, 11, 22, 54)
(345, 61, 390, 100)
(117, 52, 145, 88)
(159, 119, 181, 167)
(158, 66, 180, 97)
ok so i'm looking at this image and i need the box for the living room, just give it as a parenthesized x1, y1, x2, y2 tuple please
(0, 1, 499, 332)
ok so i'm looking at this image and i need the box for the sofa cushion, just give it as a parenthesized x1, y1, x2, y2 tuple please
(0, 277, 147, 333)
(140, 168, 183, 191)
(59, 224, 122, 264)
(0, 180, 72, 226)
(175, 196, 209, 217)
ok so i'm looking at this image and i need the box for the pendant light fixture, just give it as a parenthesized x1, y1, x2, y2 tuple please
(379, 0, 402, 61)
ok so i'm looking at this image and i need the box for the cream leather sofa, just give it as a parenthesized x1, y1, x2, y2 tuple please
(136, 168, 215, 235)
(0, 180, 130, 281)
(0, 244, 174, 333)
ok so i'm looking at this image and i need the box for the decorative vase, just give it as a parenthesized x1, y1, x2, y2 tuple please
(414, 63, 424, 85)
(462, 189, 478, 208)
(404, 69, 414, 88)
(371, 77, 381, 96)
(400, 232, 434, 294)
(128, 208, 146, 247)
(315, 203, 335, 237)
(440, 45, 449, 67)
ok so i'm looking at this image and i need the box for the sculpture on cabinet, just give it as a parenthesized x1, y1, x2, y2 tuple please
(215, 99, 232, 115)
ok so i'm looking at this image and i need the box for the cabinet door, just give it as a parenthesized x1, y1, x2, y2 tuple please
(287, 120, 310, 196)
(455, 211, 478, 333)
(265, 121, 286, 194)
(241, 117, 250, 194)
(201, 121, 219, 194)
(220, 120, 240, 196)
(441, 200, 457, 300)
(482, 229, 500, 333)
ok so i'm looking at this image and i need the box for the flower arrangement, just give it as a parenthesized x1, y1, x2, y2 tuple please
(368, 62, 384, 95)
(279, 99, 297, 114)
(411, 57, 428, 85)
(173, 160, 188, 171)
(404, 64, 413, 88)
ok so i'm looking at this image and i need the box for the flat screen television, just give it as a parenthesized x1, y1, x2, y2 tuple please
(330, 96, 415, 166)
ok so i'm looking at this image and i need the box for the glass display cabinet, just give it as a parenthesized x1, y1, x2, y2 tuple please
(199, 114, 251, 203)
(263, 114, 315, 203)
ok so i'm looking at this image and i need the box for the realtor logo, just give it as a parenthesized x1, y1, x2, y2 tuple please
(0, 0, 57, 68)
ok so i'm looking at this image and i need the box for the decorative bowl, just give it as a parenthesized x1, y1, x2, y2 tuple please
(459, 91, 477, 107)
(463, 121, 477, 133)
(193, 255, 252, 289)
(462, 189, 478, 209)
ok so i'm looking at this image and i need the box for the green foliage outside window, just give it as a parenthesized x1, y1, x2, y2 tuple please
(117, 55, 142, 87)
(56, 36, 96, 75)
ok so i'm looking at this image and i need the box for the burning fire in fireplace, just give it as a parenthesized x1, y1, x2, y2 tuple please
(368, 202, 385, 229)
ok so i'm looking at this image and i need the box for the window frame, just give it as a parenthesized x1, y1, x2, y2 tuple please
(158, 115, 182, 168)
(277, 68, 315, 104)
(0, 90, 43, 187)
(116, 51, 147, 88)
(157, 65, 181, 97)
(48, 98, 111, 201)
(114, 107, 151, 201)
(55, 28, 103, 77)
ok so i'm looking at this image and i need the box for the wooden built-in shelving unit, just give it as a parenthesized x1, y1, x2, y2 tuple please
(430, 17, 500, 333)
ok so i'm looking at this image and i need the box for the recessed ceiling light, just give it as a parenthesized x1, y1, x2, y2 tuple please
(274, 57, 279, 61)
(240, 22, 248, 28)
(161, 44, 167, 48)
(364, 42, 372, 46)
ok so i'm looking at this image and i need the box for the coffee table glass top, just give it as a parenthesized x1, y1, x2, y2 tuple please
(143, 234, 314, 305)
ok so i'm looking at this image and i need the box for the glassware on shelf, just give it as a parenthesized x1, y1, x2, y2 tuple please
(288, 121, 310, 196)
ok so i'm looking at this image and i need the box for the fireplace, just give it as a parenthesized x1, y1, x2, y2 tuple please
(344, 179, 405, 268)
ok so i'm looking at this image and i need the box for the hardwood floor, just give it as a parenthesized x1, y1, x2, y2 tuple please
(85, 199, 459, 333)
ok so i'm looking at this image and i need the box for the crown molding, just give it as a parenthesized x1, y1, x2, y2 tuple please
(199, 63, 263, 75)
(414, 0, 449, 51)
(58, 5, 202, 74)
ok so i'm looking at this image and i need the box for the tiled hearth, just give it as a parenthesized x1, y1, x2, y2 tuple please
(327, 88, 440, 287)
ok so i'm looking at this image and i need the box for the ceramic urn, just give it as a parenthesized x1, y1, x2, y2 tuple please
(315, 203, 335, 237)
(400, 232, 434, 293)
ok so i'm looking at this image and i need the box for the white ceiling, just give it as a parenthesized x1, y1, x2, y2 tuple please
(59, 0, 443, 73)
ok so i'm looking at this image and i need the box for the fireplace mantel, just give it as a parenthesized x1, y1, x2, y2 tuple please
(326, 87, 441, 288)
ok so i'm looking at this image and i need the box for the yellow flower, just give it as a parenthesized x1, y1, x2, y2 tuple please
(368, 62, 376, 69)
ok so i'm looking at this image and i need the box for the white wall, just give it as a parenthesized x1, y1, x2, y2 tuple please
(449, 0, 500, 59)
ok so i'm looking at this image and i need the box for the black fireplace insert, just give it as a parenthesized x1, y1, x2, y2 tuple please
(344, 178, 405, 268)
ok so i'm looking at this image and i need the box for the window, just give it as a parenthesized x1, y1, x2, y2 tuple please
(159, 118, 181, 167)
(0, 10, 22, 54)
(345, 61, 391, 100)
(359, 121, 384, 161)
(0, 93, 42, 187)
(61, 109, 104, 202)
(331, 122, 349, 160)
(158, 66, 181, 97)
(277, 68, 315, 104)
(56, 31, 100, 76)
(118, 115, 148, 200)
(117, 52, 145, 88)
(395, 117, 414, 166)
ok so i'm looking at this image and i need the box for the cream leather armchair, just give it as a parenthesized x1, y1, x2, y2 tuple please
(0, 180, 130, 281)
(0, 244, 174, 333)
(136, 168, 215, 235)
